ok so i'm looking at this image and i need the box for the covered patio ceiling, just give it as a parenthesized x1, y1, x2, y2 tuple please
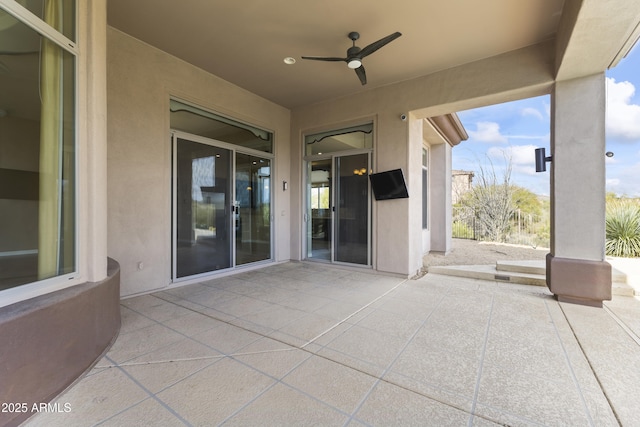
(107, 0, 640, 110)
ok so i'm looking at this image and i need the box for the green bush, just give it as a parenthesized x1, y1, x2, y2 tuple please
(605, 199, 640, 258)
(452, 220, 474, 239)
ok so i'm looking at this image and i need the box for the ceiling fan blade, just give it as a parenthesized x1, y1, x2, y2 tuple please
(301, 56, 346, 62)
(359, 32, 402, 58)
(355, 65, 367, 85)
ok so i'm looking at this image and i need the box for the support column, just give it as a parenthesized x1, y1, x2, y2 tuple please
(82, 0, 109, 282)
(547, 73, 611, 307)
(429, 142, 452, 254)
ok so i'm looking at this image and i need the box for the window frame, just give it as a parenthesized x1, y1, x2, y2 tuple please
(0, 0, 79, 308)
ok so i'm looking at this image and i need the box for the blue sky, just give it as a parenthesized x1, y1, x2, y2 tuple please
(454, 44, 640, 198)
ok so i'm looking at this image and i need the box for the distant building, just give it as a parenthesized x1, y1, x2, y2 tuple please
(452, 170, 474, 204)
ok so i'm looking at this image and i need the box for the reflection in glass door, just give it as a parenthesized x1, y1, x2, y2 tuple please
(306, 153, 370, 265)
(235, 154, 271, 265)
(175, 138, 232, 277)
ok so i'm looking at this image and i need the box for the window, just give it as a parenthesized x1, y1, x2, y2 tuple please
(422, 147, 429, 229)
(305, 123, 373, 156)
(0, 1, 77, 292)
(170, 100, 274, 153)
(310, 186, 330, 209)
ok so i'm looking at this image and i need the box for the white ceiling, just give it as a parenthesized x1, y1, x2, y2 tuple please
(107, 0, 565, 109)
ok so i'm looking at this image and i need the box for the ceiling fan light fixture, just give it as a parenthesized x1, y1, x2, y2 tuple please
(301, 31, 401, 85)
(347, 58, 362, 69)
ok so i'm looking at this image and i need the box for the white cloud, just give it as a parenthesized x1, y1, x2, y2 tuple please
(487, 145, 539, 175)
(606, 162, 640, 197)
(487, 145, 537, 165)
(468, 121, 508, 144)
(505, 133, 549, 141)
(606, 77, 640, 141)
(521, 107, 544, 121)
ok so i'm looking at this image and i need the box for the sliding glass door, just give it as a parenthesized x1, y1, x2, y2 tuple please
(335, 153, 370, 264)
(173, 134, 272, 280)
(235, 153, 271, 265)
(175, 138, 232, 277)
(307, 159, 332, 261)
(305, 152, 371, 266)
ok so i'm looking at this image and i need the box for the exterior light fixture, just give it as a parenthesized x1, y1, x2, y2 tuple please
(283, 57, 296, 65)
(535, 147, 552, 172)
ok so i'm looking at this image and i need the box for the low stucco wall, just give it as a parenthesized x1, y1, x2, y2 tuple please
(0, 259, 121, 427)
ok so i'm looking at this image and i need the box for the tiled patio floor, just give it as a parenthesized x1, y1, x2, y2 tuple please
(25, 262, 640, 426)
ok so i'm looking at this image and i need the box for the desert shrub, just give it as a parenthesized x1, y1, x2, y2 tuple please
(452, 220, 475, 239)
(605, 199, 640, 258)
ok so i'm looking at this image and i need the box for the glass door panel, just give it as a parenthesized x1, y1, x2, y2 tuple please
(335, 154, 370, 265)
(307, 159, 332, 261)
(175, 138, 232, 277)
(235, 154, 271, 265)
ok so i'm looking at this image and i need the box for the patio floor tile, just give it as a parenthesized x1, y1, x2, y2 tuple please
(98, 398, 185, 427)
(155, 358, 275, 426)
(282, 356, 378, 414)
(22, 262, 640, 426)
(25, 367, 149, 426)
(354, 380, 471, 426)
(223, 383, 349, 426)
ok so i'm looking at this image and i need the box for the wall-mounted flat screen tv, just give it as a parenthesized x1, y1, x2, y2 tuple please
(369, 169, 409, 200)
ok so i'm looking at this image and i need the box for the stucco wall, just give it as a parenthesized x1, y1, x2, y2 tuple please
(290, 41, 555, 276)
(107, 28, 555, 284)
(107, 28, 291, 297)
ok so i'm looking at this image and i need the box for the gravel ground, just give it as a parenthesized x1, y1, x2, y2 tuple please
(423, 238, 548, 268)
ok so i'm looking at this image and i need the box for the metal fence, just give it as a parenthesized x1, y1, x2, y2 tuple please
(452, 206, 550, 248)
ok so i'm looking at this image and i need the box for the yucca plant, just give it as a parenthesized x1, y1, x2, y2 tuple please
(605, 199, 640, 258)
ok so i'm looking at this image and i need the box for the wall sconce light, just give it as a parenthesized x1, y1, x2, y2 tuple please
(353, 168, 367, 176)
(535, 148, 552, 172)
(283, 181, 288, 191)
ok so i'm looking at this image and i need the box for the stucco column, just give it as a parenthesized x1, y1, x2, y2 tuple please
(547, 73, 611, 306)
(79, 0, 108, 282)
(406, 115, 424, 276)
(429, 142, 452, 254)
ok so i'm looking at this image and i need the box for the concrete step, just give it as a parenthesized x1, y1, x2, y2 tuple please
(496, 260, 545, 275)
(428, 263, 636, 296)
(613, 281, 635, 297)
(428, 264, 546, 287)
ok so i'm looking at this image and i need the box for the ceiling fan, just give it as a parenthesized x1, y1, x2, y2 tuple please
(301, 31, 402, 85)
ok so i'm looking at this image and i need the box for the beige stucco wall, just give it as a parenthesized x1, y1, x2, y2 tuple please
(107, 28, 291, 296)
(107, 28, 556, 284)
(423, 121, 453, 255)
(291, 41, 555, 276)
(551, 73, 607, 261)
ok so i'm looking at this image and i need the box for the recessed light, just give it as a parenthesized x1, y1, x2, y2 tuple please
(283, 57, 296, 65)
